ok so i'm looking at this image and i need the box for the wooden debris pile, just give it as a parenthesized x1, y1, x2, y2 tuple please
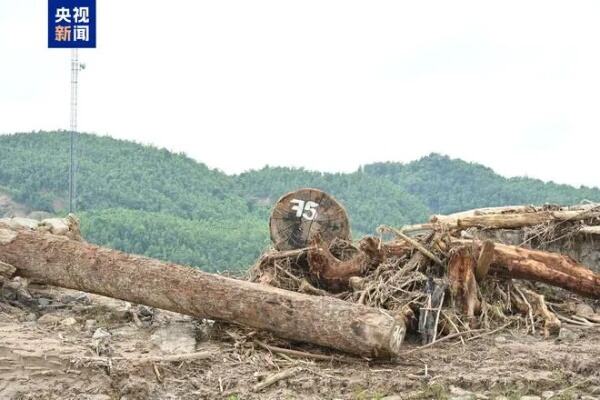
(2, 199, 600, 358)
(250, 203, 600, 345)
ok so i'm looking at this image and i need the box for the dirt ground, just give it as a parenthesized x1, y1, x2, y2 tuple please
(1, 285, 600, 400)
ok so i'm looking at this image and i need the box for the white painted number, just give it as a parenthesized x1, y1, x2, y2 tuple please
(290, 199, 319, 221)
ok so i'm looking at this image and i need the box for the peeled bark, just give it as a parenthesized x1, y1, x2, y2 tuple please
(0, 226, 405, 358)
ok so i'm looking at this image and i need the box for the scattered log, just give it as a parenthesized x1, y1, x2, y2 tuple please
(253, 367, 302, 392)
(259, 247, 311, 262)
(378, 225, 444, 266)
(0, 226, 405, 358)
(580, 226, 600, 235)
(306, 236, 382, 291)
(453, 239, 600, 299)
(397, 222, 437, 237)
(512, 285, 560, 337)
(447, 247, 480, 319)
(457, 209, 600, 229)
(475, 240, 495, 282)
(433, 206, 600, 230)
(298, 279, 333, 296)
(431, 205, 537, 225)
(378, 240, 412, 260)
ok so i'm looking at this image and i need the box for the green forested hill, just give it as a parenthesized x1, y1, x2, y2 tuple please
(1, 131, 598, 271)
(363, 154, 600, 214)
(79, 208, 268, 271)
(0, 132, 266, 271)
(0, 132, 247, 219)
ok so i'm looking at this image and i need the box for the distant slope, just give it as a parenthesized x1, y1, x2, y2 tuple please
(1, 132, 598, 271)
(364, 154, 600, 214)
(0, 132, 261, 270)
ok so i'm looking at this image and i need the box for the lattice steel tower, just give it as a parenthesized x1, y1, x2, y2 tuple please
(69, 49, 85, 213)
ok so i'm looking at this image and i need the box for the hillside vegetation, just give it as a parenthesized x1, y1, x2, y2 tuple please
(1, 131, 599, 271)
(364, 156, 600, 214)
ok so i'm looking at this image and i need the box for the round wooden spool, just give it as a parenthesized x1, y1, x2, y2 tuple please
(269, 188, 351, 251)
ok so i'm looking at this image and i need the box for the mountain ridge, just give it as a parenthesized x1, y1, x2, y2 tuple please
(2, 131, 598, 271)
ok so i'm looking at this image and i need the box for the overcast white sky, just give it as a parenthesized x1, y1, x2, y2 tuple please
(1, 1, 599, 187)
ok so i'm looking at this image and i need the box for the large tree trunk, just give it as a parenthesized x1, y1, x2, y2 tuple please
(0, 226, 405, 358)
(453, 239, 600, 299)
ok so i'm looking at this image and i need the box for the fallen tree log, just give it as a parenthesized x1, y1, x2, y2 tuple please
(433, 205, 600, 230)
(580, 226, 600, 235)
(0, 226, 405, 358)
(453, 239, 600, 299)
(431, 205, 537, 225)
(378, 225, 444, 266)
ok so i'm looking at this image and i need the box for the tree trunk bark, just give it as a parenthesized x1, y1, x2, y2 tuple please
(433, 206, 600, 230)
(0, 226, 405, 358)
(580, 226, 600, 235)
(475, 240, 495, 282)
(447, 248, 480, 319)
(457, 210, 599, 229)
(453, 239, 600, 299)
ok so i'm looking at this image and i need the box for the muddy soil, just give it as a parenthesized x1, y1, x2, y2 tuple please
(1, 285, 600, 400)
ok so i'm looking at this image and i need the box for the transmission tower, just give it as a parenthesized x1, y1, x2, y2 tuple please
(69, 49, 85, 213)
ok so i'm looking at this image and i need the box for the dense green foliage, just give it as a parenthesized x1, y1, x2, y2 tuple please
(0, 132, 247, 220)
(80, 208, 268, 272)
(1, 131, 598, 271)
(364, 154, 600, 214)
